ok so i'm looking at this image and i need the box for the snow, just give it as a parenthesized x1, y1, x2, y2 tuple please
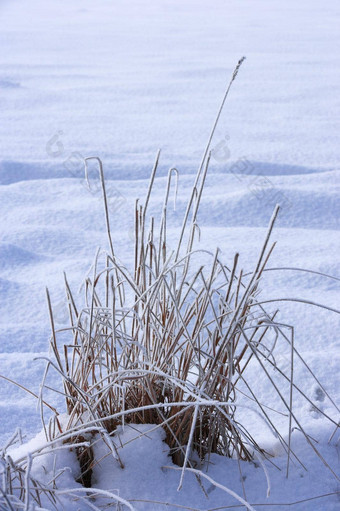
(0, 0, 339, 509)
(5, 423, 339, 510)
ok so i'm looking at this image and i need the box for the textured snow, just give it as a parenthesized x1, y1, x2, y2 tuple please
(0, 0, 339, 509)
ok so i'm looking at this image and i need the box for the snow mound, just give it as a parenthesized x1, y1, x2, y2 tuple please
(0, 243, 43, 269)
(0, 79, 20, 89)
(0, 276, 21, 294)
(5, 423, 338, 511)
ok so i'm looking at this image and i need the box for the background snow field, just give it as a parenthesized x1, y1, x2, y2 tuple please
(0, 0, 339, 509)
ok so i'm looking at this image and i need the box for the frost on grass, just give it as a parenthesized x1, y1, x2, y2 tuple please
(33, 152, 338, 506)
(1, 152, 339, 509)
(1, 57, 339, 509)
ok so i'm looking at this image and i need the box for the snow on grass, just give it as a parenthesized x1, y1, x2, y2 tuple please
(0, 0, 340, 509)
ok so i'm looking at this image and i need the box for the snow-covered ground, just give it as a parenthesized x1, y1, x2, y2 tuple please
(0, 0, 339, 509)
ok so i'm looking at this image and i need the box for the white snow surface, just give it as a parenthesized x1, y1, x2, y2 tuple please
(0, 0, 339, 509)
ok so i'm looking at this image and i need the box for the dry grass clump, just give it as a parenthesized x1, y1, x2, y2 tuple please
(42, 57, 278, 470)
(46, 154, 280, 467)
(40, 151, 339, 493)
(39, 57, 339, 485)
